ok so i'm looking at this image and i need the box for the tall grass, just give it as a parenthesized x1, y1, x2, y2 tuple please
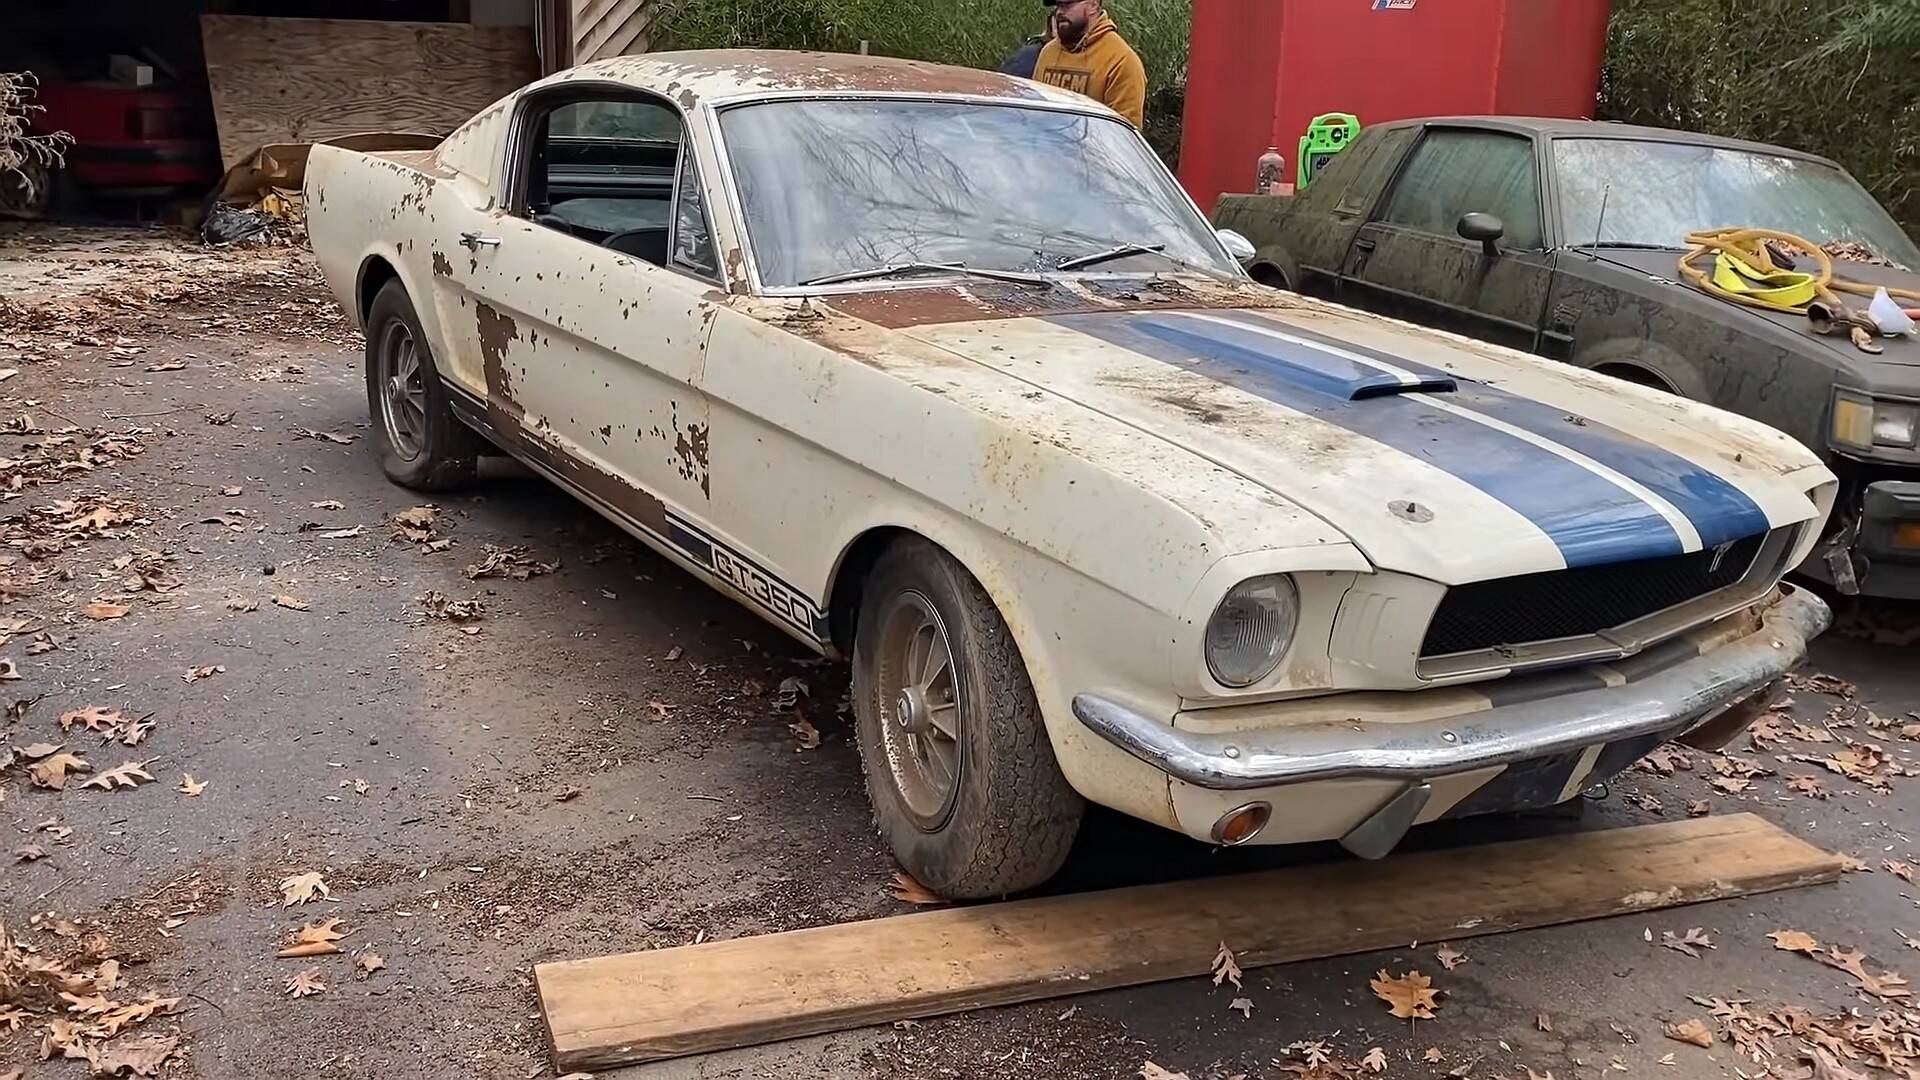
(654, 0, 1192, 162)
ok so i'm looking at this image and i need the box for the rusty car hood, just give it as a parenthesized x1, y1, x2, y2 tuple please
(887, 294, 1829, 584)
(1582, 247, 1920, 383)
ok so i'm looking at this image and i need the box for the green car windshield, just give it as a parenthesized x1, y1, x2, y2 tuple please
(718, 98, 1241, 288)
(1553, 137, 1920, 267)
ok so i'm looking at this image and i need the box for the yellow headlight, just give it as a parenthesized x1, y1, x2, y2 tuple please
(1832, 394, 1874, 449)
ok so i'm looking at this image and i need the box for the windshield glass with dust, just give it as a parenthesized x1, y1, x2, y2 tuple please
(717, 99, 1239, 288)
(1553, 138, 1920, 266)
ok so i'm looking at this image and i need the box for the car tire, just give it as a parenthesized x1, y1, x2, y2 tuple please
(851, 537, 1084, 899)
(364, 279, 480, 490)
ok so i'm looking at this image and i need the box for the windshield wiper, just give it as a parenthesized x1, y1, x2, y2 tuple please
(1055, 242, 1171, 271)
(1577, 241, 1683, 251)
(797, 262, 1052, 288)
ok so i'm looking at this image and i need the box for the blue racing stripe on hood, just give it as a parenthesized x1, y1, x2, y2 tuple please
(1053, 312, 1684, 568)
(1210, 311, 1772, 548)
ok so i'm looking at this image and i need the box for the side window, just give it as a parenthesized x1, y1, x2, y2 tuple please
(1380, 130, 1543, 249)
(671, 147, 718, 278)
(1333, 126, 1415, 216)
(516, 94, 684, 268)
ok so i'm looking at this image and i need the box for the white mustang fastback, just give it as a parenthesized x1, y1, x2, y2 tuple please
(307, 50, 1835, 897)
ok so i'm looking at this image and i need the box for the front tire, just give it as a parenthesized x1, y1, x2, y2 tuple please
(852, 537, 1084, 898)
(364, 279, 479, 490)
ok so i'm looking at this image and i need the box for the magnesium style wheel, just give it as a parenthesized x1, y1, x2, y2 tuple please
(852, 537, 1084, 898)
(364, 279, 479, 490)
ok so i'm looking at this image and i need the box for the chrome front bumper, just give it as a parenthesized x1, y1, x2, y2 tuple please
(1072, 587, 1831, 793)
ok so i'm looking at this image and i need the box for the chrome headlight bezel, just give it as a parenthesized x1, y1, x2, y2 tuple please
(1204, 574, 1300, 688)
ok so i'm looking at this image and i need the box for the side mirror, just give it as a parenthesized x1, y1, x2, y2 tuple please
(1217, 228, 1256, 263)
(1457, 213, 1505, 256)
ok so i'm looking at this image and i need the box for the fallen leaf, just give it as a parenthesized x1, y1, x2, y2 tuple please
(1806, 1046, 1870, 1080)
(889, 871, 944, 905)
(788, 714, 821, 750)
(664, 646, 684, 661)
(1362, 1047, 1387, 1073)
(1710, 775, 1750, 794)
(294, 428, 357, 445)
(224, 596, 258, 612)
(177, 774, 206, 796)
(18, 741, 59, 758)
(182, 664, 224, 682)
(1859, 968, 1912, 1000)
(83, 601, 129, 620)
(1435, 945, 1467, 970)
(272, 594, 310, 611)
(28, 751, 90, 789)
(1788, 775, 1829, 798)
(15, 843, 45, 862)
(1661, 927, 1715, 958)
(1665, 1018, 1713, 1047)
(1887, 860, 1915, 882)
(1296, 1042, 1333, 1069)
(309, 500, 344, 510)
(0, 658, 17, 682)
(647, 700, 674, 719)
(1628, 791, 1663, 813)
(1424, 1048, 1445, 1063)
(1140, 1064, 1189, 1080)
(60, 705, 131, 734)
(1839, 854, 1870, 873)
(86, 1031, 181, 1076)
(206, 410, 236, 425)
(219, 484, 242, 497)
(1770, 929, 1821, 953)
(1536, 1011, 1553, 1032)
(1824, 946, 1870, 980)
(276, 917, 347, 957)
(285, 967, 325, 997)
(1212, 942, 1244, 991)
(355, 951, 385, 979)
(391, 505, 439, 531)
(1371, 969, 1439, 1019)
(1228, 996, 1253, 1018)
(320, 526, 364, 539)
(279, 871, 334, 907)
(1685, 799, 1712, 816)
(79, 759, 154, 791)
(145, 360, 189, 372)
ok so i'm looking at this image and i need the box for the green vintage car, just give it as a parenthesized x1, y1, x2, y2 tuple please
(1217, 116, 1920, 599)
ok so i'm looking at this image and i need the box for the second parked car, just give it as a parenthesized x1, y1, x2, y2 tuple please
(1217, 117, 1920, 599)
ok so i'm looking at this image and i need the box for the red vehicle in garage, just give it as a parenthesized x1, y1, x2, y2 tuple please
(1, 62, 220, 217)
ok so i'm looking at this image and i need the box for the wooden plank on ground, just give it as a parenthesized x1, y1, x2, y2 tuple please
(199, 15, 539, 168)
(537, 813, 1841, 1071)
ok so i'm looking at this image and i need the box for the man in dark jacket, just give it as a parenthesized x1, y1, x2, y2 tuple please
(998, 17, 1051, 79)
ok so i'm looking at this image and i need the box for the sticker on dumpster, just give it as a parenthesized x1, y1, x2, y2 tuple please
(1372, 0, 1417, 8)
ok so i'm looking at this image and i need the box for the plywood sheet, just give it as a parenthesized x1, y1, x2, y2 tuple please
(537, 814, 1841, 1071)
(200, 15, 538, 168)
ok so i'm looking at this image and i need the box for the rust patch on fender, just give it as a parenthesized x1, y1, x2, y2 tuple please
(431, 250, 453, 278)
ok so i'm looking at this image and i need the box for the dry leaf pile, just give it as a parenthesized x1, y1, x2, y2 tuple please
(389, 505, 443, 547)
(463, 544, 558, 581)
(102, 551, 178, 594)
(59, 706, 152, 747)
(2, 497, 143, 564)
(0, 428, 146, 495)
(0, 919, 186, 1074)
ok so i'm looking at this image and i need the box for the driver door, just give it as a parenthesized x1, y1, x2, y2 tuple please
(1339, 127, 1555, 353)
(444, 87, 726, 524)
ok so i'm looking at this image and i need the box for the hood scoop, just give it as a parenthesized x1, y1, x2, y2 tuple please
(1126, 312, 1458, 401)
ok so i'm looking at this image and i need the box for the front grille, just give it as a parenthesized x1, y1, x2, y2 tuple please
(1420, 532, 1768, 657)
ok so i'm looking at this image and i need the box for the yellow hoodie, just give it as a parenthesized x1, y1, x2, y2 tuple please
(1032, 14, 1146, 129)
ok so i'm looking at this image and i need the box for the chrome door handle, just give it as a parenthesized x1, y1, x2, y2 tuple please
(459, 232, 501, 251)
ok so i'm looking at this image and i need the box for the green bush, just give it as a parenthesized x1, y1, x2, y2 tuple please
(653, 0, 1191, 162)
(1600, 0, 1920, 238)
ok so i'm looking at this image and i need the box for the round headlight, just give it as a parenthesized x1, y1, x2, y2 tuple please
(1205, 575, 1299, 688)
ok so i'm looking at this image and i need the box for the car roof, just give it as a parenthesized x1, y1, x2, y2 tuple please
(540, 48, 1103, 114)
(1371, 116, 1839, 167)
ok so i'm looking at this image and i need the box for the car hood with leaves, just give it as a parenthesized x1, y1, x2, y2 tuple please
(845, 284, 1831, 586)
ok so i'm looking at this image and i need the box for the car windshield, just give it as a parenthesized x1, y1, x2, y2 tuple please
(717, 99, 1240, 288)
(1553, 138, 1920, 266)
